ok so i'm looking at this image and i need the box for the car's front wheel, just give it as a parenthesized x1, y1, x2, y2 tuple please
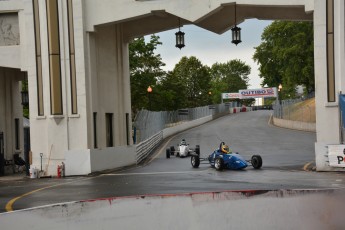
(191, 155, 200, 168)
(251, 155, 262, 169)
(214, 157, 224, 171)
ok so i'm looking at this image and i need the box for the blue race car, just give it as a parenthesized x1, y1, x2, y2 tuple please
(190, 142, 262, 171)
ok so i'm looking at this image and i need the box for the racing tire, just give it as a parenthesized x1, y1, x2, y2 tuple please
(251, 155, 262, 169)
(195, 145, 200, 156)
(170, 146, 175, 155)
(191, 155, 200, 168)
(166, 148, 171, 159)
(214, 157, 224, 171)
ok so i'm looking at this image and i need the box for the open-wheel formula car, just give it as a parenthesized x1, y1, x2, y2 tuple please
(190, 142, 262, 170)
(166, 139, 200, 158)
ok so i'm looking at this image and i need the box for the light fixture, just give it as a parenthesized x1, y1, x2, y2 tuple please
(147, 86, 152, 110)
(175, 18, 185, 49)
(147, 86, 152, 93)
(21, 73, 29, 107)
(231, 4, 241, 45)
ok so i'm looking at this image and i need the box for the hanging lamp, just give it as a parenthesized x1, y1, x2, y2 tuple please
(231, 4, 242, 45)
(175, 18, 185, 49)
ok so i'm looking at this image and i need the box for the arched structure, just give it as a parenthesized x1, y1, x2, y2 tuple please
(0, 0, 343, 175)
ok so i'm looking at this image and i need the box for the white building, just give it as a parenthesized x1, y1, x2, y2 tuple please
(0, 0, 343, 175)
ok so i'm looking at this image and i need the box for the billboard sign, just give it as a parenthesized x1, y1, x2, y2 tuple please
(239, 87, 277, 99)
(222, 93, 240, 99)
(328, 145, 345, 167)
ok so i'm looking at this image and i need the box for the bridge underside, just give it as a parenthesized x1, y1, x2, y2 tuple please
(85, 2, 313, 39)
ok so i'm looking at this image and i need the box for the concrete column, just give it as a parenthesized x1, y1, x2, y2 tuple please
(314, 0, 345, 171)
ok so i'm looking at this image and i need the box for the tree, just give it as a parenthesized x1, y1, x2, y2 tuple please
(129, 35, 166, 113)
(168, 56, 211, 108)
(253, 21, 314, 98)
(210, 59, 251, 104)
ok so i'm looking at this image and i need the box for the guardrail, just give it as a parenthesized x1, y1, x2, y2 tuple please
(136, 131, 163, 164)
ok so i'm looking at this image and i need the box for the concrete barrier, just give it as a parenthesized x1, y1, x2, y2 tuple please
(1, 189, 343, 230)
(273, 117, 316, 132)
(162, 115, 213, 139)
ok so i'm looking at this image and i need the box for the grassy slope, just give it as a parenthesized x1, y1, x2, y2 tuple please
(282, 98, 316, 123)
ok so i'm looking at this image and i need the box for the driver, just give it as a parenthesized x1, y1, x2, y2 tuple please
(219, 142, 231, 154)
(181, 139, 187, 145)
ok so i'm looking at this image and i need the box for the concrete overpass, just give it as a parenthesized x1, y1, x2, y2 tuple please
(0, 0, 343, 175)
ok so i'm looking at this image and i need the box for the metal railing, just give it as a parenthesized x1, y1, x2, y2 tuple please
(133, 103, 236, 144)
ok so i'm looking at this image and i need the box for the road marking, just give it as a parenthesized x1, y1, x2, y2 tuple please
(102, 169, 208, 177)
(5, 184, 62, 212)
(268, 113, 273, 125)
(303, 161, 314, 171)
(5, 177, 92, 212)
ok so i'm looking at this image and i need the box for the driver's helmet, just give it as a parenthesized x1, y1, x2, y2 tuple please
(181, 139, 186, 145)
(221, 144, 230, 154)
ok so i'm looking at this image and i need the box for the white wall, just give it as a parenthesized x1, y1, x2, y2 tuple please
(1, 190, 343, 230)
(65, 145, 136, 176)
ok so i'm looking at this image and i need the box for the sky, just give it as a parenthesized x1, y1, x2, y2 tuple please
(150, 19, 272, 89)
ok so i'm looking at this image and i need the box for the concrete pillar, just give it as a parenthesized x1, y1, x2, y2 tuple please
(314, 0, 345, 171)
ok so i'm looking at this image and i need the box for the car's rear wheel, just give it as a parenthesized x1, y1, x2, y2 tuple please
(214, 157, 224, 171)
(251, 155, 262, 169)
(191, 155, 200, 168)
(195, 145, 200, 156)
(166, 148, 171, 158)
(170, 146, 175, 155)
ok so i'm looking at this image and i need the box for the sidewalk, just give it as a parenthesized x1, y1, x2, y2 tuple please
(0, 172, 28, 181)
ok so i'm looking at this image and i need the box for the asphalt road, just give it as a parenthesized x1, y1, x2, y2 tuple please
(1, 111, 344, 213)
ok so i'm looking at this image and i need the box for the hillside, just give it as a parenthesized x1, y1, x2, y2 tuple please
(283, 98, 316, 123)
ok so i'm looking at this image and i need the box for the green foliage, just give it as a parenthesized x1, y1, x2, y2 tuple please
(22, 79, 29, 118)
(253, 21, 314, 99)
(129, 36, 252, 112)
(129, 35, 166, 113)
(168, 56, 211, 108)
(210, 59, 251, 104)
(23, 107, 29, 118)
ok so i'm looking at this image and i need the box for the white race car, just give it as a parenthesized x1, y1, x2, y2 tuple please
(166, 139, 200, 158)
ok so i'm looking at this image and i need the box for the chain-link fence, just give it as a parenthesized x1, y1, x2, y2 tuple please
(273, 104, 315, 122)
(133, 102, 238, 144)
(273, 93, 315, 123)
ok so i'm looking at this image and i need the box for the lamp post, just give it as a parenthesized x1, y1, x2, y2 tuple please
(147, 86, 152, 110)
(278, 84, 283, 118)
(208, 91, 212, 104)
(278, 83, 282, 105)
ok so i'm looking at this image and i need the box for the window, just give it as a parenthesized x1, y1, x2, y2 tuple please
(33, 0, 44, 116)
(326, 0, 335, 102)
(126, 113, 130, 145)
(67, 0, 77, 114)
(105, 113, 113, 147)
(46, 0, 63, 114)
(93, 112, 97, 148)
(0, 132, 4, 155)
(15, 119, 20, 150)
